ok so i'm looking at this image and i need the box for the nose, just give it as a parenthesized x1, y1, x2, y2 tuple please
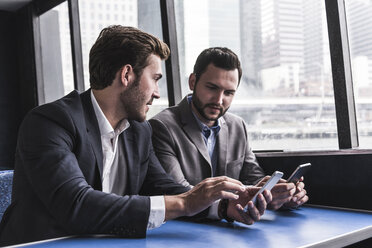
(214, 91, 224, 105)
(153, 83, 160, 99)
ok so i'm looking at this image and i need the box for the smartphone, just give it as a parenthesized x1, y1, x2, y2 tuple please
(287, 163, 312, 183)
(245, 171, 283, 210)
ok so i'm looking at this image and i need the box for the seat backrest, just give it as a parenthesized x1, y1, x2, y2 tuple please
(0, 170, 13, 221)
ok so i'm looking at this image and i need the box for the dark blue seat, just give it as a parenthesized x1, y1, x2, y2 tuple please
(0, 170, 13, 221)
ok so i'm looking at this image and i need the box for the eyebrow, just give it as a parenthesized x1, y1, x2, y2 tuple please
(206, 82, 236, 92)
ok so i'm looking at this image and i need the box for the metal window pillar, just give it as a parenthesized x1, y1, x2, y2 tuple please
(17, 4, 40, 111)
(160, 0, 182, 106)
(325, 0, 358, 149)
(68, 0, 85, 92)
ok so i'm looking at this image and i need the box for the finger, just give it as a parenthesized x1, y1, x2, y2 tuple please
(247, 201, 261, 222)
(218, 191, 240, 201)
(263, 189, 272, 204)
(208, 182, 248, 201)
(297, 195, 309, 205)
(202, 176, 243, 188)
(292, 189, 307, 203)
(262, 175, 271, 181)
(256, 176, 271, 186)
(272, 183, 295, 193)
(241, 202, 256, 225)
(236, 204, 254, 225)
(212, 181, 246, 194)
(212, 176, 244, 186)
(271, 190, 294, 202)
(290, 185, 297, 195)
(256, 193, 267, 215)
(293, 188, 307, 200)
(272, 188, 296, 200)
(289, 195, 309, 208)
(268, 200, 286, 210)
(296, 181, 305, 191)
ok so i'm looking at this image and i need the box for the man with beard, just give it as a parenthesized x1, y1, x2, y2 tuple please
(0, 28, 272, 246)
(149, 47, 308, 211)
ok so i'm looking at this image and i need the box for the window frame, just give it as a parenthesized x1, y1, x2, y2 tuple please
(325, 0, 359, 149)
(33, 0, 84, 105)
(32, 0, 367, 152)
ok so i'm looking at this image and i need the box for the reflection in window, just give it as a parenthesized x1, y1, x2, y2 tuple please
(345, 0, 372, 148)
(78, 0, 168, 119)
(175, 0, 337, 150)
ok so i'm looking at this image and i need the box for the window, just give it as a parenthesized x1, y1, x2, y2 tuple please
(79, 0, 168, 119)
(175, 0, 337, 151)
(39, 2, 74, 103)
(345, 0, 372, 148)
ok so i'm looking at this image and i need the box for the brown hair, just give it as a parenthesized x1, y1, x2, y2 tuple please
(193, 47, 242, 85)
(89, 25, 170, 89)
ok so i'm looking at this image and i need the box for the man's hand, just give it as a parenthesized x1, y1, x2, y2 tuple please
(268, 180, 296, 210)
(226, 187, 272, 225)
(256, 176, 294, 210)
(164, 176, 246, 221)
(257, 175, 308, 210)
(283, 177, 309, 208)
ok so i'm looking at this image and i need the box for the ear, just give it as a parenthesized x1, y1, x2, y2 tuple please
(120, 64, 135, 87)
(189, 73, 196, 91)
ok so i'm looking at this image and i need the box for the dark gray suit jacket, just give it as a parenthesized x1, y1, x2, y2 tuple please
(149, 96, 265, 189)
(0, 90, 187, 246)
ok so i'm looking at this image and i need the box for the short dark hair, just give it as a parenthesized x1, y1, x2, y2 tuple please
(89, 25, 170, 90)
(193, 47, 242, 84)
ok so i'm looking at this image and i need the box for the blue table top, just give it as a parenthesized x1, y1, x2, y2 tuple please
(22, 205, 372, 248)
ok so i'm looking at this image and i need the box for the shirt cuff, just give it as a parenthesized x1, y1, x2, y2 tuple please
(147, 196, 166, 230)
(207, 199, 221, 220)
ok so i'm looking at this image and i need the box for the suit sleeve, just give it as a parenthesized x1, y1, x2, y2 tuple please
(149, 118, 193, 189)
(18, 105, 150, 238)
(239, 120, 266, 185)
(139, 121, 190, 195)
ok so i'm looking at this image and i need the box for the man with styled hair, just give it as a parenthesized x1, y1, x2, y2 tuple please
(0, 27, 271, 246)
(150, 47, 308, 211)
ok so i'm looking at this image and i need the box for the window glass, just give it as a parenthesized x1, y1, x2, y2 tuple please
(345, 0, 372, 148)
(39, 2, 74, 103)
(79, 0, 168, 119)
(175, 0, 337, 151)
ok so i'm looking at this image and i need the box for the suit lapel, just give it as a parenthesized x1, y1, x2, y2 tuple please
(80, 90, 104, 178)
(121, 124, 139, 193)
(217, 117, 228, 175)
(179, 97, 211, 166)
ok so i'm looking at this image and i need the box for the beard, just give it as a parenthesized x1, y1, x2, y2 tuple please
(120, 77, 150, 122)
(192, 90, 228, 121)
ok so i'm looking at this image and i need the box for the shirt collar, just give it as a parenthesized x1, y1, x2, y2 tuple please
(187, 95, 221, 135)
(90, 90, 130, 137)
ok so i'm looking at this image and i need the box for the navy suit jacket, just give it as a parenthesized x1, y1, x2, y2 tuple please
(0, 90, 187, 246)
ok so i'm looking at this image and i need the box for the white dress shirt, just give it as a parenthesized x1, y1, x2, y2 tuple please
(90, 91, 165, 229)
